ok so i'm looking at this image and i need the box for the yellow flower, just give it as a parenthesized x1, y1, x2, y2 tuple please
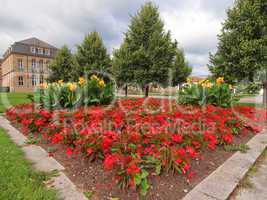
(91, 75, 99, 81)
(216, 77, 224, 84)
(206, 82, 212, 88)
(39, 83, 48, 90)
(201, 80, 212, 88)
(58, 80, 64, 85)
(78, 77, 86, 86)
(229, 84, 233, 89)
(187, 77, 192, 84)
(67, 83, 77, 92)
(98, 79, 105, 88)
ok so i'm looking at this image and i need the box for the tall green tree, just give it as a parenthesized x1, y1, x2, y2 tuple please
(209, 0, 267, 84)
(172, 48, 192, 86)
(48, 45, 75, 82)
(76, 31, 111, 76)
(113, 2, 189, 96)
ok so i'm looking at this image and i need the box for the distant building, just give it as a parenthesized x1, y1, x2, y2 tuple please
(190, 76, 206, 83)
(0, 37, 57, 92)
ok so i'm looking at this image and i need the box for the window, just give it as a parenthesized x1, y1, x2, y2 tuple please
(18, 76, 23, 86)
(32, 75, 37, 86)
(37, 48, 43, 54)
(45, 49, 50, 56)
(32, 59, 36, 70)
(17, 59, 23, 70)
(40, 75, 44, 84)
(30, 47, 36, 54)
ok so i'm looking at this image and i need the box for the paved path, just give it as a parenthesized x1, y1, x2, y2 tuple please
(239, 95, 263, 104)
(232, 150, 267, 200)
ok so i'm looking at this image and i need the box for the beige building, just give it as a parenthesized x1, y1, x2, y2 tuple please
(0, 37, 57, 92)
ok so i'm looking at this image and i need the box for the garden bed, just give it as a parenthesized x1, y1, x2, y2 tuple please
(39, 134, 252, 200)
(5, 98, 266, 199)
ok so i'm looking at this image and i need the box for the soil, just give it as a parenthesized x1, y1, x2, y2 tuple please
(37, 133, 254, 200)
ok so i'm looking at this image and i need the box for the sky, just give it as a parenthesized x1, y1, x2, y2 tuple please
(0, 0, 234, 76)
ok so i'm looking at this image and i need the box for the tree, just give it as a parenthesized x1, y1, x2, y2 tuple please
(172, 48, 192, 86)
(48, 45, 76, 82)
(208, 0, 267, 84)
(76, 31, 111, 77)
(113, 2, 186, 97)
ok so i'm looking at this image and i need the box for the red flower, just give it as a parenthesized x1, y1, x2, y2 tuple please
(66, 147, 73, 157)
(80, 128, 93, 136)
(51, 133, 63, 144)
(187, 171, 193, 179)
(102, 137, 113, 152)
(182, 163, 190, 174)
(126, 163, 141, 175)
(104, 154, 118, 170)
(175, 158, 183, 164)
(222, 134, 233, 144)
(186, 146, 197, 158)
(34, 119, 45, 127)
(171, 134, 183, 143)
(87, 148, 93, 156)
(177, 148, 186, 157)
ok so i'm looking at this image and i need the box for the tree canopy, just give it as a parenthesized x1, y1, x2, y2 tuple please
(76, 31, 111, 76)
(208, 0, 267, 84)
(112, 2, 191, 92)
(48, 45, 75, 82)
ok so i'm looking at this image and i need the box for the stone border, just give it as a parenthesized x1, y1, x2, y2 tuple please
(0, 116, 87, 200)
(183, 128, 267, 200)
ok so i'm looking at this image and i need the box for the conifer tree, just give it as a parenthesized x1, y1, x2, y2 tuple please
(76, 31, 111, 76)
(48, 45, 75, 82)
(113, 2, 189, 96)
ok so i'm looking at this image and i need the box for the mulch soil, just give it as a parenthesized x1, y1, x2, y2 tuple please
(36, 133, 254, 200)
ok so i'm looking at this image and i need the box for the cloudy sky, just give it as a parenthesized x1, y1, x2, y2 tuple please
(0, 0, 234, 76)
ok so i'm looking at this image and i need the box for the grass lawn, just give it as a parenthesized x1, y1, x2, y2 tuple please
(0, 128, 59, 200)
(234, 102, 264, 107)
(0, 92, 32, 113)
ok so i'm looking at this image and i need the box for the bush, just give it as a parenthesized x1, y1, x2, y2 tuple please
(177, 77, 239, 107)
(39, 75, 114, 109)
(235, 82, 262, 95)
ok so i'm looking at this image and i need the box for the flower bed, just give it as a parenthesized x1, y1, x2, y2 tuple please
(6, 98, 266, 197)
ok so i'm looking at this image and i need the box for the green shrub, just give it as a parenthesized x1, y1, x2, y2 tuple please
(177, 77, 239, 107)
(38, 75, 114, 109)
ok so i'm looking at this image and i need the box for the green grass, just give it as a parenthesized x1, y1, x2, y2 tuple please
(235, 93, 258, 98)
(0, 92, 32, 113)
(0, 128, 59, 200)
(234, 101, 264, 107)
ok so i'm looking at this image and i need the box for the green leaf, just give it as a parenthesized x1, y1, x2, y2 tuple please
(140, 179, 150, 196)
(134, 174, 142, 186)
(141, 169, 149, 179)
(155, 164, 161, 175)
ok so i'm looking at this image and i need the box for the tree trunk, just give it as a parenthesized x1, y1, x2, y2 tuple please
(125, 84, 128, 97)
(145, 84, 149, 98)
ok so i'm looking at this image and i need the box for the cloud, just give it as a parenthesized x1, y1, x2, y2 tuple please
(0, 0, 234, 76)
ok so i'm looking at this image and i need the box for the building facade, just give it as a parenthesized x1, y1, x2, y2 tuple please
(0, 37, 57, 92)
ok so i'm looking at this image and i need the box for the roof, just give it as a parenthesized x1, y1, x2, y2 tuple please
(190, 76, 206, 83)
(17, 37, 57, 49)
(2, 37, 58, 60)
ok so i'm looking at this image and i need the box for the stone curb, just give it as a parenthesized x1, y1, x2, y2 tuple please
(0, 116, 87, 200)
(183, 129, 267, 200)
